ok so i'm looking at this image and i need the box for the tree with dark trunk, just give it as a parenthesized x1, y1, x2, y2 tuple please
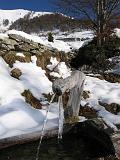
(53, 0, 120, 46)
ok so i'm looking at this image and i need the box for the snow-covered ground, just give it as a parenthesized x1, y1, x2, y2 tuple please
(0, 54, 72, 139)
(0, 9, 53, 32)
(0, 9, 29, 32)
(0, 57, 59, 139)
(53, 30, 94, 49)
(82, 76, 120, 130)
(114, 28, 120, 38)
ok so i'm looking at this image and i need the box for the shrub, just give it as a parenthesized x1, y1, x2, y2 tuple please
(48, 32, 54, 42)
(70, 36, 120, 73)
(3, 19, 9, 26)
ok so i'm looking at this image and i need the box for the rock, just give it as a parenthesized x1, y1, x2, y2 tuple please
(16, 54, 31, 63)
(82, 90, 90, 99)
(0, 51, 6, 57)
(67, 121, 115, 158)
(30, 49, 40, 55)
(0, 33, 68, 71)
(112, 132, 120, 159)
(79, 105, 97, 119)
(103, 73, 120, 83)
(8, 34, 31, 43)
(99, 101, 120, 115)
(0, 38, 17, 50)
(11, 68, 22, 79)
(3, 52, 16, 67)
(0, 43, 10, 51)
(14, 42, 39, 52)
(22, 90, 42, 109)
(3, 51, 31, 67)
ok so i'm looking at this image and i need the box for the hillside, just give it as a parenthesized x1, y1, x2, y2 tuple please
(9, 13, 82, 33)
(0, 9, 91, 34)
(0, 9, 53, 32)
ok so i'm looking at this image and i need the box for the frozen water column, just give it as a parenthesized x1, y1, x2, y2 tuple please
(52, 70, 85, 119)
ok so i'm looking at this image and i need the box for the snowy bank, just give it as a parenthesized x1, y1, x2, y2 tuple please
(82, 76, 120, 130)
(0, 57, 58, 139)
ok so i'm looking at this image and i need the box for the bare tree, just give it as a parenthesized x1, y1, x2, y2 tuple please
(53, 0, 120, 46)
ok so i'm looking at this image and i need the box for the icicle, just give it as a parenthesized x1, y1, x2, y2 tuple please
(58, 95, 64, 140)
(36, 94, 56, 160)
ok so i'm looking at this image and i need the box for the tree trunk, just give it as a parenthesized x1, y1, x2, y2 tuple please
(97, 0, 107, 46)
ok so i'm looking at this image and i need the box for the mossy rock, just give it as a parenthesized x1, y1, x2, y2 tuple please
(11, 68, 22, 79)
(22, 90, 42, 109)
(3, 51, 31, 67)
(16, 54, 31, 63)
(0, 51, 6, 57)
(36, 50, 53, 69)
(65, 116, 79, 124)
(3, 52, 16, 67)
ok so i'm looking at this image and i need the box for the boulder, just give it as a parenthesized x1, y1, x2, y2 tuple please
(8, 34, 31, 43)
(66, 121, 115, 158)
(11, 68, 22, 79)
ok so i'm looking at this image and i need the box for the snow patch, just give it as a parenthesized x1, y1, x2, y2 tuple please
(16, 53, 25, 57)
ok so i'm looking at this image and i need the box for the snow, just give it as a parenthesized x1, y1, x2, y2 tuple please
(107, 56, 120, 75)
(13, 57, 52, 99)
(29, 11, 53, 19)
(16, 53, 25, 57)
(114, 28, 120, 38)
(0, 57, 58, 139)
(0, 9, 53, 32)
(0, 9, 30, 32)
(67, 41, 85, 50)
(47, 58, 71, 79)
(47, 57, 59, 71)
(54, 30, 94, 50)
(82, 76, 120, 130)
(0, 33, 9, 39)
(66, 30, 94, 39)
(53, 62, 71, 79)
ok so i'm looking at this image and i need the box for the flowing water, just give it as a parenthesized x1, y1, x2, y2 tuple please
(36, 94, 56, 160)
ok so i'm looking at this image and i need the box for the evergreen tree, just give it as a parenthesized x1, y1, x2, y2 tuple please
(48, 32, 54, 42)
